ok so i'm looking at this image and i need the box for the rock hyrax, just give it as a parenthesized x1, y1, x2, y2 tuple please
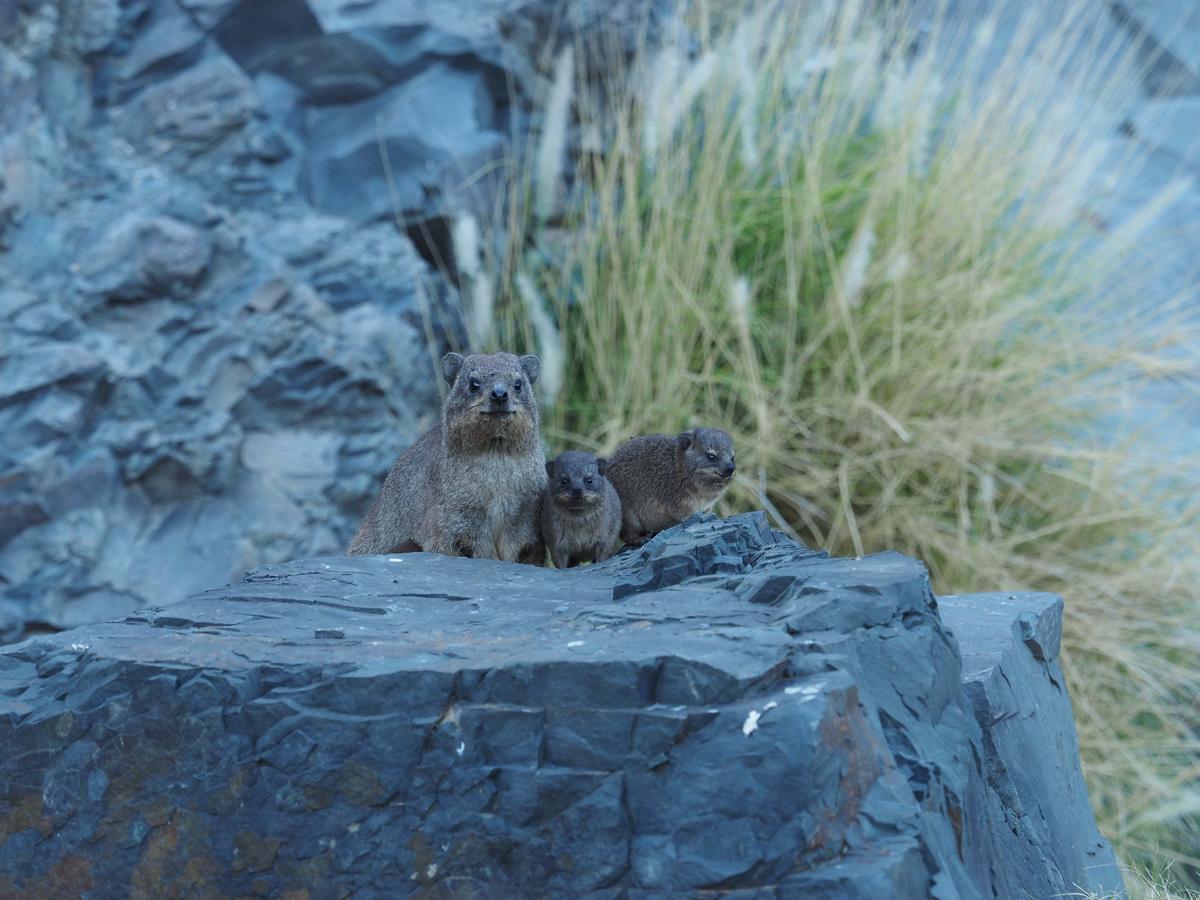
(539, 451, 621, 568)
(605, 427, 736, 546)
(348, 351, 546, 562)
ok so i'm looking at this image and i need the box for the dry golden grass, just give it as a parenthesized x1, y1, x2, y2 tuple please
(453, 0, 1200, 880)
(1078, 860, 1200, 900)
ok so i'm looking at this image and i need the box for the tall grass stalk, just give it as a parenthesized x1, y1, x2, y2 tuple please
(477, 0, 1200, 877)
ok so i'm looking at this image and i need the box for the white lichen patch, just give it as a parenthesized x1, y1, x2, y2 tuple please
(566, 640, 584, 648)
(785, 683, 821, 698)
(742, 709, 761, 735)
(764, 700, 778, 710)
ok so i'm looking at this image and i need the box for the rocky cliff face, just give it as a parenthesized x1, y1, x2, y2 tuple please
(0, 514, 1122, 897)
(0, 0, 654, 641)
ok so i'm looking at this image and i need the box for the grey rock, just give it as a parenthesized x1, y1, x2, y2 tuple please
(1, 0, 663, 641)
(941, 592, 1123, 898)
(303, 62, 504, 220)
(112, 1, 208, 100)
(0, 513, 1121, 897)
(76, 213, 213, 301)
(58, 0, 121, 56)
(1111, 1, 1200, 96)
(112, 53, 260, 161)
(177, 0, 241, 30)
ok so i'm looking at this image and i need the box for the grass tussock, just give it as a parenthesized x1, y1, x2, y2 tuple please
(1079, 861, 1200, 900)
(459, 0, 1200, 879)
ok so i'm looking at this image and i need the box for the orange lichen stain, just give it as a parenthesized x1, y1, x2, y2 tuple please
(207, 766, 253, 816)
(49, 856, 95, 895)
(94, 794, 174, 848)
(232, 832, 282, 873)
(128, 809, 220, 899)
(947, 799, 965, 858)
(817, 686, 881, 824)
(143, 799, 174, 828)
(276, 852, 332, 893)
(0, 792, 52, 841)
(298, 781, 336, 811)
(0, 854, 94, 900)
(338, 761, 389, 806)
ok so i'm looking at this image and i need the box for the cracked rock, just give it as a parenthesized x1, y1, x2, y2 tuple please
(0, 513, 1122, 897)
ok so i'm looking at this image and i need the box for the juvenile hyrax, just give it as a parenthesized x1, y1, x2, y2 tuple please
(605, 428, 736, 546)
(539, 451, 622, 568)
(348, 351, 547, 562)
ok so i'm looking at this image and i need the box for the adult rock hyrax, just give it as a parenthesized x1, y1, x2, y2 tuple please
(348, 351, 546, 562)
(539, 451, 621, 568)
(605, 427, 736, 546)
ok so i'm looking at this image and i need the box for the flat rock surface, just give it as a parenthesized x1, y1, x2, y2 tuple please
(0, 513, 1120, 898)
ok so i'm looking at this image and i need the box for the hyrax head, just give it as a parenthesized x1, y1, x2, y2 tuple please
(546, 450, 609, 511)
(441, 351, 541, 444)
(677, 427, 736, 487)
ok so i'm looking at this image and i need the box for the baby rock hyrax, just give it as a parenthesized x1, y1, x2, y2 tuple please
(605, 427, 736, 546)
(348, 351, 546, 562)
(539, 451, 621, 568)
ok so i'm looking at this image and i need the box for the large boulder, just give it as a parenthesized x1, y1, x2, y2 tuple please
(0, 513, 1122, 897)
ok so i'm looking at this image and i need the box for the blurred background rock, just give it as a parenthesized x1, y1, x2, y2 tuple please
(0, 0, 659, 640)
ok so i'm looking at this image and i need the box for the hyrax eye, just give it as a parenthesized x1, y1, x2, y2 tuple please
(706, 450, 717, 460)
(561, 476, 569, 485)
(585, 476, 594, 485)
(514, 379, 523, 392)
(468, 378, 482, 392)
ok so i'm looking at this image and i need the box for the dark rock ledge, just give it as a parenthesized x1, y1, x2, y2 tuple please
(0, 513, 1121, 898)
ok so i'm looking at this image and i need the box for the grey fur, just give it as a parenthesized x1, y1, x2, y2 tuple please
(539, 451, 621, 568)
(606, 427, 736, 546)
(348, 352, 546, 561)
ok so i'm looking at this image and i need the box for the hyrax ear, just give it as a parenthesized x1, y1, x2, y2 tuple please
(441, 352, 465, 386)
(518, 354, 541, 385)
(677, 430, 695, 450)
(545, 460, 555, 478)
(595, 457, 608, 477)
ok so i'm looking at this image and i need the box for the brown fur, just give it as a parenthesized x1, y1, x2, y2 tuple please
(348, 352, 546, 562)
(539, 451, 621, 568)
(605, 428, 735, 546)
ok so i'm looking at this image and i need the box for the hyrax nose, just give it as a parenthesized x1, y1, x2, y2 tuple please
(723, 462, 736, 477)
(490, 384, 508, 403)
(570, 487, 583, 499)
